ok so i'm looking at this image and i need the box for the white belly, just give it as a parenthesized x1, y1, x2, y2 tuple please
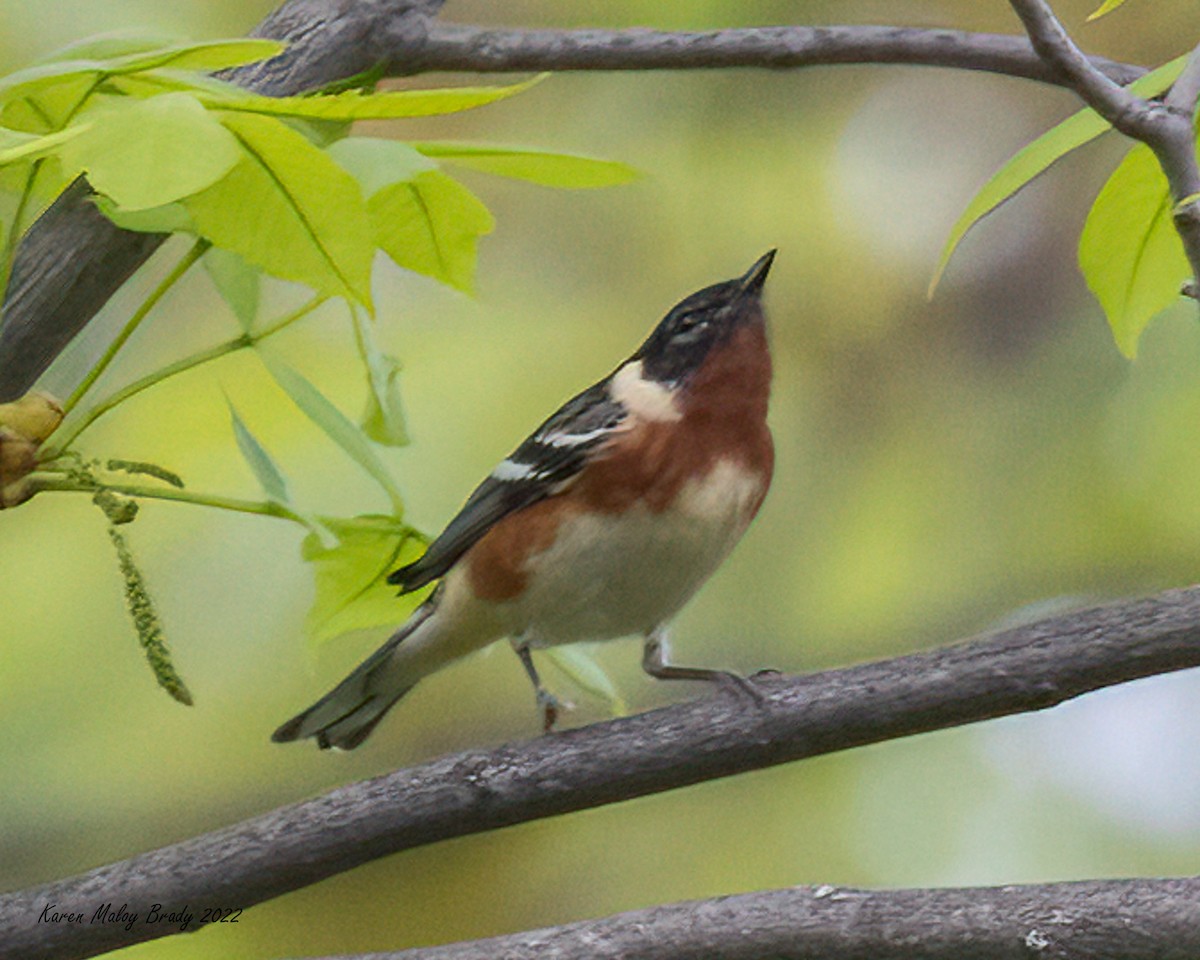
(509, 459, 764, 645)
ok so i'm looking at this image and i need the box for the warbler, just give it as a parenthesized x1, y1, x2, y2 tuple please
(274, 251, 776, 749)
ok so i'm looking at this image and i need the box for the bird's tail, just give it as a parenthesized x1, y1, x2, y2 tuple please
(272, 601, 438, 750)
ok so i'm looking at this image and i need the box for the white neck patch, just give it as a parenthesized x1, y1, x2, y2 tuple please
(610, 360, 681, 423)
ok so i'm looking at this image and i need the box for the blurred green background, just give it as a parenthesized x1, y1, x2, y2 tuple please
(4, 0, 1200, 956)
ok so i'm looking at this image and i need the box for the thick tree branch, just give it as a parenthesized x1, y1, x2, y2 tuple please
(5, 584, 1200, 960)
(0, 8, 1147, 401)
(294, 878, 1200, 960)
(1009, 0, 1200, 299)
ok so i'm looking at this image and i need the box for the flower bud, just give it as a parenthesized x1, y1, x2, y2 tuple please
(0, 391, 63, 444)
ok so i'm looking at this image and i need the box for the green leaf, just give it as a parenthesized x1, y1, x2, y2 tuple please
(0, 35, 280, 147)
(34, 31, 177, 64)
(311, 61, 388, 98)
(370, 170, 494, 293)
(196, 75, 545, 121)
(327, 137, 436, 196)
(105, 69, 247, 102)
(0, 123, 89, 165)
(113, 38, 285, 73)
(1, 74, 101, 134)
(1079, 144, 1190, 358)
(0, 39, 285, 107)
(414, 142, 639, 188)
(0, 152, 68, 211)
(92, 196, 194, 233)
(1087, 0, 1130, 20)
(183, 111, 374, 307)
(931, 54, 1188, 295)
(352, 309, 409, 446)
(543, 646, 628, 716)
(59, 93, 240, 210)
(228, 400, 290, 503)
(0, 62, 104, 111)
(302, 515, 426, 645)
(40, 36, 284, 72)
(228, 396, 335, 546)
(205, 247, 260, 332)
(258, 352, 405, 512)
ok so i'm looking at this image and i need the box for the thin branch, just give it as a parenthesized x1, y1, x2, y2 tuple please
(0, 5, 1148, 402)
(1163, 40, 1200, 113)
(28, 474, 308, 523)
(399, 23, 1145, 85)
(1006, 0, 1148, 136)
(5, 584, 1200, 960)
(1008, 0, 1200, 316)
(292, 878, 1200, 960)
(1161, 40, 1200, 296)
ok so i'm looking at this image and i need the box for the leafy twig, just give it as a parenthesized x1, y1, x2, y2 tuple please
(32, 472, 310, 523)
(1008, 0, 1200, 297)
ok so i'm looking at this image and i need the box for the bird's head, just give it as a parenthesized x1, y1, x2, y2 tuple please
(635, 250, 774, 386)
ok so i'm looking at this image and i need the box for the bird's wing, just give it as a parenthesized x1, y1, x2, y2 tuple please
(388, 378, 627, 593)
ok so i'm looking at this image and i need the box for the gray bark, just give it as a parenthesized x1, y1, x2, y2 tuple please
(3, 584, 1200, 960)
(302, 878, 1200, 960)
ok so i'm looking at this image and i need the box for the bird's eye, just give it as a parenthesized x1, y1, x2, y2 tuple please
(675, 311, 707, 333)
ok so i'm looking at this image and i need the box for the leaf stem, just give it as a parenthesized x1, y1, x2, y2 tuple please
(0, 160, 44, 324)
(47, 293, 328, 456)
(30, 473, 309, 524)
(29, 472, 416, 536)
(59, 238, 211, 420)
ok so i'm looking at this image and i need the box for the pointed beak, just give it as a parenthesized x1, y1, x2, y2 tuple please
(738, 249, 776, 297)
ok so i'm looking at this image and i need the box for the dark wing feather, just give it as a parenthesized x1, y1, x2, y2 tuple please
(388, 378, 626, 593)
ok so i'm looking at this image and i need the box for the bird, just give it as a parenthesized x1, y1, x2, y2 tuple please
(273, 251, 776, 749)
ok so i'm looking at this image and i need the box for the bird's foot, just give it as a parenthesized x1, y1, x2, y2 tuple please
(712, 669, 770, 704)
(537, 688, 572, 733)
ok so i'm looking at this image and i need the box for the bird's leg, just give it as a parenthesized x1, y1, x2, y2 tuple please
(512, 639, 562, 732)
(641, 626, 763, 701)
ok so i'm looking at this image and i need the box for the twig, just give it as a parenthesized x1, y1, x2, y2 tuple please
(1008, 0, 1200, 301)
(1163, 41, 1200, 114)
(4, 583, 1200, 960)
(289, 878, 1200, 960)
(1162, 41, 1200, 290)
(1007, 1, 1147, 135)
(29, 474, 308, 523)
